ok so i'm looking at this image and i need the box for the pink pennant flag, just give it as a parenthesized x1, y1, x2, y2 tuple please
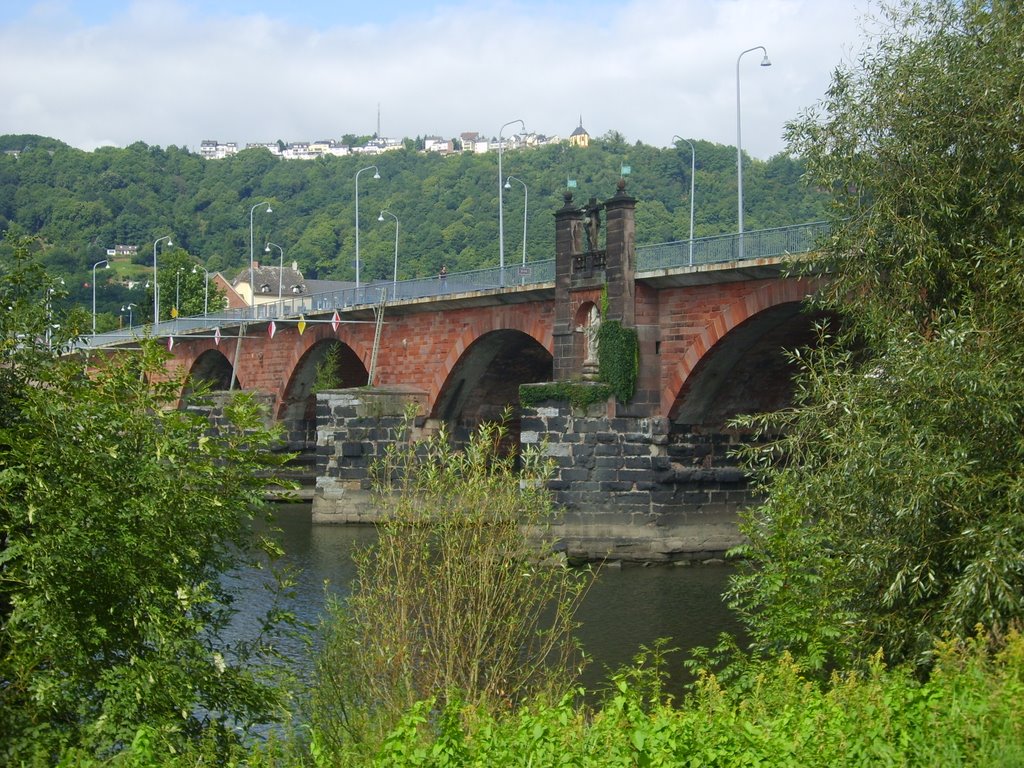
(331, 310, 341, 332)
(268, 320, 276, 339)
(214, 327, 221, 345)
(167, 336, 174, 351)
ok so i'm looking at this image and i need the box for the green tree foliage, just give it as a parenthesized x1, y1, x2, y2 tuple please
(310, 413, 590, 761)
(727, 0, 1024, 670)
(0, 236, 295, 760)
(149, 246, 224, 320)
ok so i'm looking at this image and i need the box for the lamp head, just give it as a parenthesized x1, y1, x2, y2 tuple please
(760, 53, 771, 66)
(504, 179, 511, 189)
(377, 212, 384, 222)
(266, 205, 272, 214)
(373, 170, 380, 180)
(265, 244, 271, 253)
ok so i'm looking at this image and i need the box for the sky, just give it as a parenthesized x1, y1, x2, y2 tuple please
(0, 0, 873, 159)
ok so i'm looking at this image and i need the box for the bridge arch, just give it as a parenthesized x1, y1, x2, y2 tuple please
(663, 278, 817, 422)
(277, 335, 369, 426)
(186, 348, 235, 392)
(668, 301, 823, 427)
(427, 306, 553, 414)
(431, 328, 553, 438)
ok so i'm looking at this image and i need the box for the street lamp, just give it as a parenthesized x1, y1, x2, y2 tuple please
(736, 45, 771, 261)
(498, 119, 524, 285)
(174, 267, 185, 318)
(265, 242, 284, 299)
(191, 264, 210, 315)
(152, 235, 172, 324)
(377, 210, 399, 290)
(91, 258, 109, 334)
(121, 303, 136, 329)
(354, 165, 380, 290)
(673, 135, 697, 266)
(503, 175, 528, 270)
(45, 279, 63, 349)
(249, 201, 272, 312)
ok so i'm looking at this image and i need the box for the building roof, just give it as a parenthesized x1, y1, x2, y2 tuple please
(232, 262, 306, 295)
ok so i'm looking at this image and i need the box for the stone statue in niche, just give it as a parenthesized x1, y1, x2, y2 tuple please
(581, 303, 601, 380)
(583, 198, 602, 253)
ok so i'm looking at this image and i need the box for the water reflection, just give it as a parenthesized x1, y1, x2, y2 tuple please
(235, 505, 741, 699)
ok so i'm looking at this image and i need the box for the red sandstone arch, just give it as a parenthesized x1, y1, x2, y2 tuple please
(430, 328, 553, 426)
(186, 348, 234, 391)
(427, 305, 553, 414)
(277, 336, 369, 422)
(661, 278, 817, 419)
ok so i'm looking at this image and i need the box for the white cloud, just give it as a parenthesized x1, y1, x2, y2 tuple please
(0, 0, 869, 157)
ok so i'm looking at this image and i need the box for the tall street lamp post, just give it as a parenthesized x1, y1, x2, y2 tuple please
(45, 279, 63, 349)
(152, 235, 172, 324)
(503, 175, 528, 271)
(265, 242, 284, 300)
(91, 258, 109, 333)
(736, 45, 771, 261)
(673, 135, 697, 266)
(498, 119, 524, 285)
(354, 165, 380, 290)
(249, 201, 272, 313)
(191, 264, 210, 315)
(377, 210, 399, 291)
(174, 267, 185, 318)
(122, 303, 136, 329)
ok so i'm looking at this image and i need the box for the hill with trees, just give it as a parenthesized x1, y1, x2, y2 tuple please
(0, 132, 825, 327)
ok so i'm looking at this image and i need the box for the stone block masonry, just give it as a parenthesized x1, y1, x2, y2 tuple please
(519, 387, 754, 563)
(312, 386, 429, 523)
(311, 386, 753, 561)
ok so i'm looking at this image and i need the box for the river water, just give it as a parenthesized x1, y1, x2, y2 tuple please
(232, 504, 742, 700)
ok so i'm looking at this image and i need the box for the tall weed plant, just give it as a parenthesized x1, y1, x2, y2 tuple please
(310, 411, 591, 762)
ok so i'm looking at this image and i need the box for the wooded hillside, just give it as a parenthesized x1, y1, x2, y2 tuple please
(0, 132, 825, 320)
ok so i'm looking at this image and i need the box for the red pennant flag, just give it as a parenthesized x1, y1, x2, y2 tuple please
(331, 310, 340, 332)
(268, 320, 276, 339)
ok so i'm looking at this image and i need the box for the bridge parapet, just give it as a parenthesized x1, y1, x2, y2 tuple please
(636, 220, 828, 271)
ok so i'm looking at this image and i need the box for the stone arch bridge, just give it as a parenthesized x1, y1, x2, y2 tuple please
(89, 184, 827, 561)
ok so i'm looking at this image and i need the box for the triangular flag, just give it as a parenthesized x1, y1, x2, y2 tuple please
(297, 316, 307, 335)
(167, 335, 174, 351)
(268, 320, 276, 339)
(171, 306, 179, 318)
(214, 327, 221, 345)
(331, 310, 340, 332)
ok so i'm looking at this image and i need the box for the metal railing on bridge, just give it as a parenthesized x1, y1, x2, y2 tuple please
(79, 221, 828, 350)
(635, 220, 829, 272)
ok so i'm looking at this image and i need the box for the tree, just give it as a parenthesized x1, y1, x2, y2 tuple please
(0, 236, 295, 760)
(727, 0, 1024, 671)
